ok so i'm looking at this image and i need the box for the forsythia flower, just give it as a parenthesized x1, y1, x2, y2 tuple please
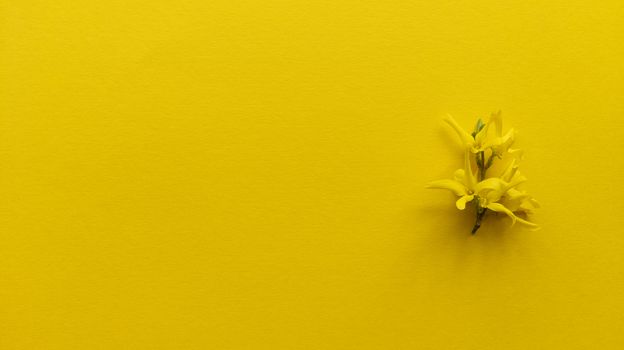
(427, 112, 539, 234)
(444, 111, 515, 155)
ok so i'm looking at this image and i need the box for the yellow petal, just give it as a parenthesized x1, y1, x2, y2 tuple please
(476, 177, 508, 201)
(500, 128, 515, 144)
(489, 111, 503, 137)
(426, 179, 468, 196)
(463, 148, 477, 190)
(475, 175, 526, 205)
(486, 202, 516, 222)
(475, 177, 507, 192)
(493, 128, 515, 155)
(506, 173, 527, 189)
(503, 128, 515, 147)
(456, 195, 475, 210)
(482, 128, 515, 152)
(487, 202, 539, 228)
(500, 158, 518, 182)
(444, 114, 474, 146)
(515, 216, 539, 229)
(501, 188, 530, 211)
(516, 196, 540, 213)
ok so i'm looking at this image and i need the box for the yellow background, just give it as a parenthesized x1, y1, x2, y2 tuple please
(2, 0, 624, 348)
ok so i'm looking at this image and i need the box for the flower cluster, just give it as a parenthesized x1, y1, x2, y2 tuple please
(426, 112, 539, 234)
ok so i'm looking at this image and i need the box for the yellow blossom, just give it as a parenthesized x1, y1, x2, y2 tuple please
(444, 112, 516, 156)
(426, 149, 530, 216)
(427, 113, 539, 233)
(426, 148, 478, 210)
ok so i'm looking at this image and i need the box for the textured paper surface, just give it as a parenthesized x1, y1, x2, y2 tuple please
(2, 0, 624, 348)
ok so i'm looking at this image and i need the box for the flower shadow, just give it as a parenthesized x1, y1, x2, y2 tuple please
(411, 200, 528, 272)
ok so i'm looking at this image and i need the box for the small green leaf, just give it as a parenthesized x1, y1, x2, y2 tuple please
(471, 118, 485, 138)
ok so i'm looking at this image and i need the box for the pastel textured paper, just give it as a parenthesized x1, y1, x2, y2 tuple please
(2, 1, 624, 349)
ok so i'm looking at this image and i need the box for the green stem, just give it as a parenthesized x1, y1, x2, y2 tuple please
(472, 206, 487, 234)
(472, 151, 488, 234)
(479, 151, 486, 180)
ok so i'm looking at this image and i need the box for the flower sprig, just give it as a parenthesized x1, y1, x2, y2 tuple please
(426, 112, 539, 234)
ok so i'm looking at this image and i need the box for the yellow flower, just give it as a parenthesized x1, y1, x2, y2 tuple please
(429, 112, 539, 233)
(444, 112, 516, 156)
(476, 158, 539, 229)
(426, 148, 478, 210)
(500, 188, 540, 214)
(484, 111, 516, 157)
(426, 149, 539, 229)
(496, 159, 540, 227)
(426, 149, 514, 208)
